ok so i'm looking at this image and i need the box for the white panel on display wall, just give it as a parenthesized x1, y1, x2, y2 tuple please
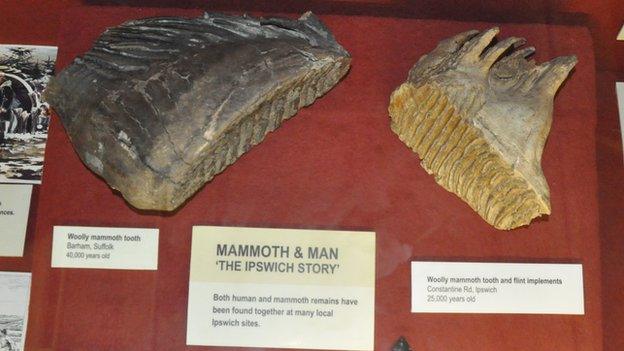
(0, 184, 32, 257)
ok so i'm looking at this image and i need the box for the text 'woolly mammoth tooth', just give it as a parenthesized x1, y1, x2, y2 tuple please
(389, 27, 576, 230)
(45, 12, 351, 211)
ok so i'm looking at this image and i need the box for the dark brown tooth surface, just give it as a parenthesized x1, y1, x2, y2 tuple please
(45, 12, 351, 211)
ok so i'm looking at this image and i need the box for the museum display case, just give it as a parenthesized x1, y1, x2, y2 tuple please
(0, 1, 622, 350)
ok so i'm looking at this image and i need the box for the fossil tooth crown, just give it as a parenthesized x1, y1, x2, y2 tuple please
(45, 12, 351, 211)
(389, 27, 577, 230)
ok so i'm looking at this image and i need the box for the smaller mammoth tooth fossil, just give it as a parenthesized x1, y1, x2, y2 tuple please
(392, 336, 411, 351)
(45, 12, 350, 211)
(389, 27, 576, 230)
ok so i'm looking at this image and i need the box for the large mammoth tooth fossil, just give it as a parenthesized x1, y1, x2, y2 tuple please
(389, 28, 576, 230)
(45, 12, 350, 211)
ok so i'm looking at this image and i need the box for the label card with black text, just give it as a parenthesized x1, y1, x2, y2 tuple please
(0, 184, 32, 257)
(187, 226, 376, 350)
(51, 226, 159, 270)
(411, 261, 584, 314)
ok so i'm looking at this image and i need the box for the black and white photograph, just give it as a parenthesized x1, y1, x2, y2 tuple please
(0, 44, 57, 184)
(0, 272, 31, 351)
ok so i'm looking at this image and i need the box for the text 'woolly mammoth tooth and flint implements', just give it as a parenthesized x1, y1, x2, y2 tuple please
(45, 12, 351, 211)
(389, 28, 576, 230)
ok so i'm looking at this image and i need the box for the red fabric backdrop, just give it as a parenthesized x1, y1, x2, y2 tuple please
(20, 6, 601, 351)
(1, 2, 618, 350)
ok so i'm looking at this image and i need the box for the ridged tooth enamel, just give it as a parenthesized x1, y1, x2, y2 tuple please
(45, 12, 351, 211)
(390, 83, 547, 229)
(389, 28, 575, 230)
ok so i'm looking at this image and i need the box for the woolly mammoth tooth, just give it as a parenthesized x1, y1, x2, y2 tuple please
(389, 27, 576, 230)
(45, 12, 351, 211)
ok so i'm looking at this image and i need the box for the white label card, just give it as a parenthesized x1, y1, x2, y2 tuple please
(51, 226, 159, 270)
(0, 184, 32, 257)
(617, 24, 624, 40)
(187, 226, 376, 350)
(411, 261, 584, 315)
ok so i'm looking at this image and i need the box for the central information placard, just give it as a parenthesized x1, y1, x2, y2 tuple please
(187, 226, 376, 350)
